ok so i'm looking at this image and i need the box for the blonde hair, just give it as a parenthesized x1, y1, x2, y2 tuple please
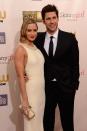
(20, 19, 38, 43)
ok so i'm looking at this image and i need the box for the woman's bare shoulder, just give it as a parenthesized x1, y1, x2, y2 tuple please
(15, 43, 26, 55)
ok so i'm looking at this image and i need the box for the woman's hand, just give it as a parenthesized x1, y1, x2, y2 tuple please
(22, 100, 30, 111)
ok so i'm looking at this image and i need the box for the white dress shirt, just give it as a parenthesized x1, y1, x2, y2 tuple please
(44, 29, 59, 56)
(44, 29, 59, 81)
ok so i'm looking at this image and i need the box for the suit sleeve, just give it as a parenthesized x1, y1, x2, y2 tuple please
(71, 34, 80, 89)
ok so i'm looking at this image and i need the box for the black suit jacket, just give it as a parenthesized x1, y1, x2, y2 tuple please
(34, 29, 80, 92)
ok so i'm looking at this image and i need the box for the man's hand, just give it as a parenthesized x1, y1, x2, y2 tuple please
(24, 73, 29, 82)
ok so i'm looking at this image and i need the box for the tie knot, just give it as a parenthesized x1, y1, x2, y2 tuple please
(50, 36, 53, 40)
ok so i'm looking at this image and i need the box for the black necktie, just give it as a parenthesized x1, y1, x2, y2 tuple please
(49, 36, 53, 58)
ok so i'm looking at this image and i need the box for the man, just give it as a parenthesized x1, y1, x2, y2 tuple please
(35, 4, 80, 131)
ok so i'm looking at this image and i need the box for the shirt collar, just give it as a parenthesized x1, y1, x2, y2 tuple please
(46, 28, 59, 39)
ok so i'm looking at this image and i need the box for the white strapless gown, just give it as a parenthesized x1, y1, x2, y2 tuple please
(19, 43, 45, 131)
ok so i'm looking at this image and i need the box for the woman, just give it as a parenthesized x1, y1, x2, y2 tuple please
(14, 19, 45, 131)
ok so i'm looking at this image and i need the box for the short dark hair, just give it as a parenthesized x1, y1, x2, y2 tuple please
(41, 4, 59, 20)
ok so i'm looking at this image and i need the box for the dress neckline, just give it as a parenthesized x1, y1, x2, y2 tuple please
(20, 43, 37, 50)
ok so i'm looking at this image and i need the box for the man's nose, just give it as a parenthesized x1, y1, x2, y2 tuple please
(50, 19, 54, 23)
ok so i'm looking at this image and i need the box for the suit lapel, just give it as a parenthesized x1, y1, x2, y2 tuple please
(54, 29, 61, 57)
(40, 30, 63, 58)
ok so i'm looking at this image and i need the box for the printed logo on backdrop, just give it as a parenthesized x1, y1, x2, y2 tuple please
(80, 69, 87, 77)
(0, 11, 6, 23)
(60, 10, 85, 21)
(22, 10, 85, 22)
(0, 94, 8, 106)
(0, 74, 9, 86)
(23, 11, 42, 22)
(0, 32, 6, 44)
(0, 56, 12, 64)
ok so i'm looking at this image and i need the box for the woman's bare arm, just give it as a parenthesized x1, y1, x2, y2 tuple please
(14, 46, 29, 109)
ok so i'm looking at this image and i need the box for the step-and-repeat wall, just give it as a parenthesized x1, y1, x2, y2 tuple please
(0, 0, 87, 131)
